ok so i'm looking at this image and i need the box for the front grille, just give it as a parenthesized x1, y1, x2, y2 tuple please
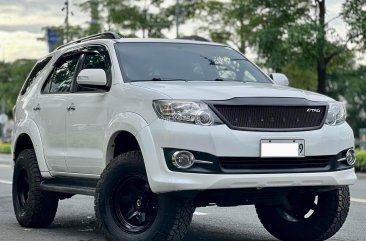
(220, 156, 331, 170)
(213, 105, 326, 131)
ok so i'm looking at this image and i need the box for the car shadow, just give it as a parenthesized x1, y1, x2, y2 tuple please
(184, 221, 276, 241)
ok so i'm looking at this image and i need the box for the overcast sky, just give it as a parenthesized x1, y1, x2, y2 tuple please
(0, 0, 363, 64)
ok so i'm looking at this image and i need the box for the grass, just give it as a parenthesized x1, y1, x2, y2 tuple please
(356, 151, 366, 172)
(0, 142, 11, 154)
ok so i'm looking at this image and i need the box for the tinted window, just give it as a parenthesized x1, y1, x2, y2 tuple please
(82, 52, 107, 70)
(44, 56, 79, 94)
(73, 46, 111, 92)
(115, 43, 271, 83)
(21, 57, 52, 95)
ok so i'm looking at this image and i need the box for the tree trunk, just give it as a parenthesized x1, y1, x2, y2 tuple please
(316, 0, 327, 94)
(317, 60, 327, 94)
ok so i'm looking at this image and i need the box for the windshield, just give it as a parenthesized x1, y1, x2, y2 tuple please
(115, 42, 272, 83)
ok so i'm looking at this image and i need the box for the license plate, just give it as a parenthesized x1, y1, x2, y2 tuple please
(260, 139, 305, 158)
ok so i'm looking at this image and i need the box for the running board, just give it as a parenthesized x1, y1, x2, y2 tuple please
(40, 178, 97, 196)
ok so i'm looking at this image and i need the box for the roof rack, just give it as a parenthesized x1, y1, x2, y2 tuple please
(55, 32, 121, 51)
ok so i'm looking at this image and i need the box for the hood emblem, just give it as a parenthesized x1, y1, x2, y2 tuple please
(307, 108, 321, 113)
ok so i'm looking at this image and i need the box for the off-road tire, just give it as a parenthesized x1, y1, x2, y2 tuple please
(12, 149, 59, 228)
(95, 151, 195, 241)
(256, 186, 350, 241)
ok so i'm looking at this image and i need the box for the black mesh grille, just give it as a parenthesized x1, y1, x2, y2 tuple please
(214, 105, 326, 130)
(220, 156, 331, 170)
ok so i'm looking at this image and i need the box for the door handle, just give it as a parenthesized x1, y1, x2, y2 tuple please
(67, 103, 76, 111)
(33, 104, 41, 111)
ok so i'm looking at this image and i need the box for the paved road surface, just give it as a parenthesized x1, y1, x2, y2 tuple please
(0, 154, 365, 241)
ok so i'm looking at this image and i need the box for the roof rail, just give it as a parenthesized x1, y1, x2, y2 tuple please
(55, 32, 121, 51)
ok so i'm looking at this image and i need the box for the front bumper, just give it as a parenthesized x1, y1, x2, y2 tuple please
(137, 119, 356, 193)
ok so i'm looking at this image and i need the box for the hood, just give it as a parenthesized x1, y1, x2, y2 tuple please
(129, 81, 333, 102)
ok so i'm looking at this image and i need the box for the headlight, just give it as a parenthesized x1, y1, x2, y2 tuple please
(152, 100, 223, 126)
(325, 102, 346, 126)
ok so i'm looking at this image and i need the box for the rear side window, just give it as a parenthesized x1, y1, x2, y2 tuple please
(43, 55, 79, 94)
(20, 57, 52, 95)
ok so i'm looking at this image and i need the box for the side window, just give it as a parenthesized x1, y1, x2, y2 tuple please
(43, 55, 79, 94)
(20, 57, 52, 95)
(74, 45, 111, 92)
(82, 52, 107, 70)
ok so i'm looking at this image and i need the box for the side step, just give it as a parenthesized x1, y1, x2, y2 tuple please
(40, 178, 98, 196)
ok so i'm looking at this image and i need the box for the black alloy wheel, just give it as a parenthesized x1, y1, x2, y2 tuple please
(95, 151, 195, 241)
(256, 186, 350, 241)
(112, 176, 158, 233)
(12, 149, 59, 228)
(276, 189, 319, 222)
(17, 168, 30, 209)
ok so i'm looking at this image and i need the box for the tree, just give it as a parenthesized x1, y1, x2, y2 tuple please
(100, 0, 172, 37)
(178, 1, 258, 53)
(0, 59, 36, 116)
(80, 0, 102, 35)
(251, 0, 365, 94)
(249, 0, 310, 71)
(327, 65, 366, 136)
(343, 0, 366, 50)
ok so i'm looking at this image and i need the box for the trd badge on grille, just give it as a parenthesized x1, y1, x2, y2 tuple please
(307, 108, 321, 113)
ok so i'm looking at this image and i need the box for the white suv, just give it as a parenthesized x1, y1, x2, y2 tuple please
(12, 33, 356, 241)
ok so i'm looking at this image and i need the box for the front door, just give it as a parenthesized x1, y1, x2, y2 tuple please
(66, 45, 111, 174)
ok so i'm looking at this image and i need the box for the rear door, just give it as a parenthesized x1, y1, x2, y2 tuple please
(65, 45, 112, 174)
(35, 53, 81, 172)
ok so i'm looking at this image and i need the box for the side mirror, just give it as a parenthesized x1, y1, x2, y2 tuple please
(270, 73, 289, 86)
(76, 69, 107, 87)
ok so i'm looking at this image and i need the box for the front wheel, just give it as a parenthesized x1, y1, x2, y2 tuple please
(256, 186, 350, 241)
(95, 151, 195, 241)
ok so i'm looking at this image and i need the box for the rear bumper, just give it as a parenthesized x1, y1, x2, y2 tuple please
(137, 119, 356, 193)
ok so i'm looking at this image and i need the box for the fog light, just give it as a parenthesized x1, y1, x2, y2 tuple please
(346, 149, 356, 166)
(172, 151, 195, 169)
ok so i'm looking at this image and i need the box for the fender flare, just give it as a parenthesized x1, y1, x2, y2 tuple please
(104, 112, 150, 165)
(12, 118, 50, 173)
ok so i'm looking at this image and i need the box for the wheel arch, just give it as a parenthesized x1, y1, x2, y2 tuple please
(12, 119, 50, 173)
(14, 134, 34, 161)
(106, 131, 142, 164)
(104, 112, 149, 166)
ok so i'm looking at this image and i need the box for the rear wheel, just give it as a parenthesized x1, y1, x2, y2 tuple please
(256, 186, 350, 241)
(12, 149, 59, 228)
(95, 151, 195, 241)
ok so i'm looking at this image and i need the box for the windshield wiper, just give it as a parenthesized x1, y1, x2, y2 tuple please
(209, 78, 246, 82)
(151, 77, 188, 82)
(132, 77, 189, 82)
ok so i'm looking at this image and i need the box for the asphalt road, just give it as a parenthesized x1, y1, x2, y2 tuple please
(0, 153, 365, 241)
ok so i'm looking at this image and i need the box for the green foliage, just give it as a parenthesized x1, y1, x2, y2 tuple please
(101, 0, 172, 38)
(356, 151, 366, 172)
(0, 59, 36, 116)
(282, 63, 317, 91)
(0, 143, 11, 154)
(343, 0, 366, 50)
(79, 0, 102, 35)
(250, 0, 311, 71)
(327, 66, 366, 136)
